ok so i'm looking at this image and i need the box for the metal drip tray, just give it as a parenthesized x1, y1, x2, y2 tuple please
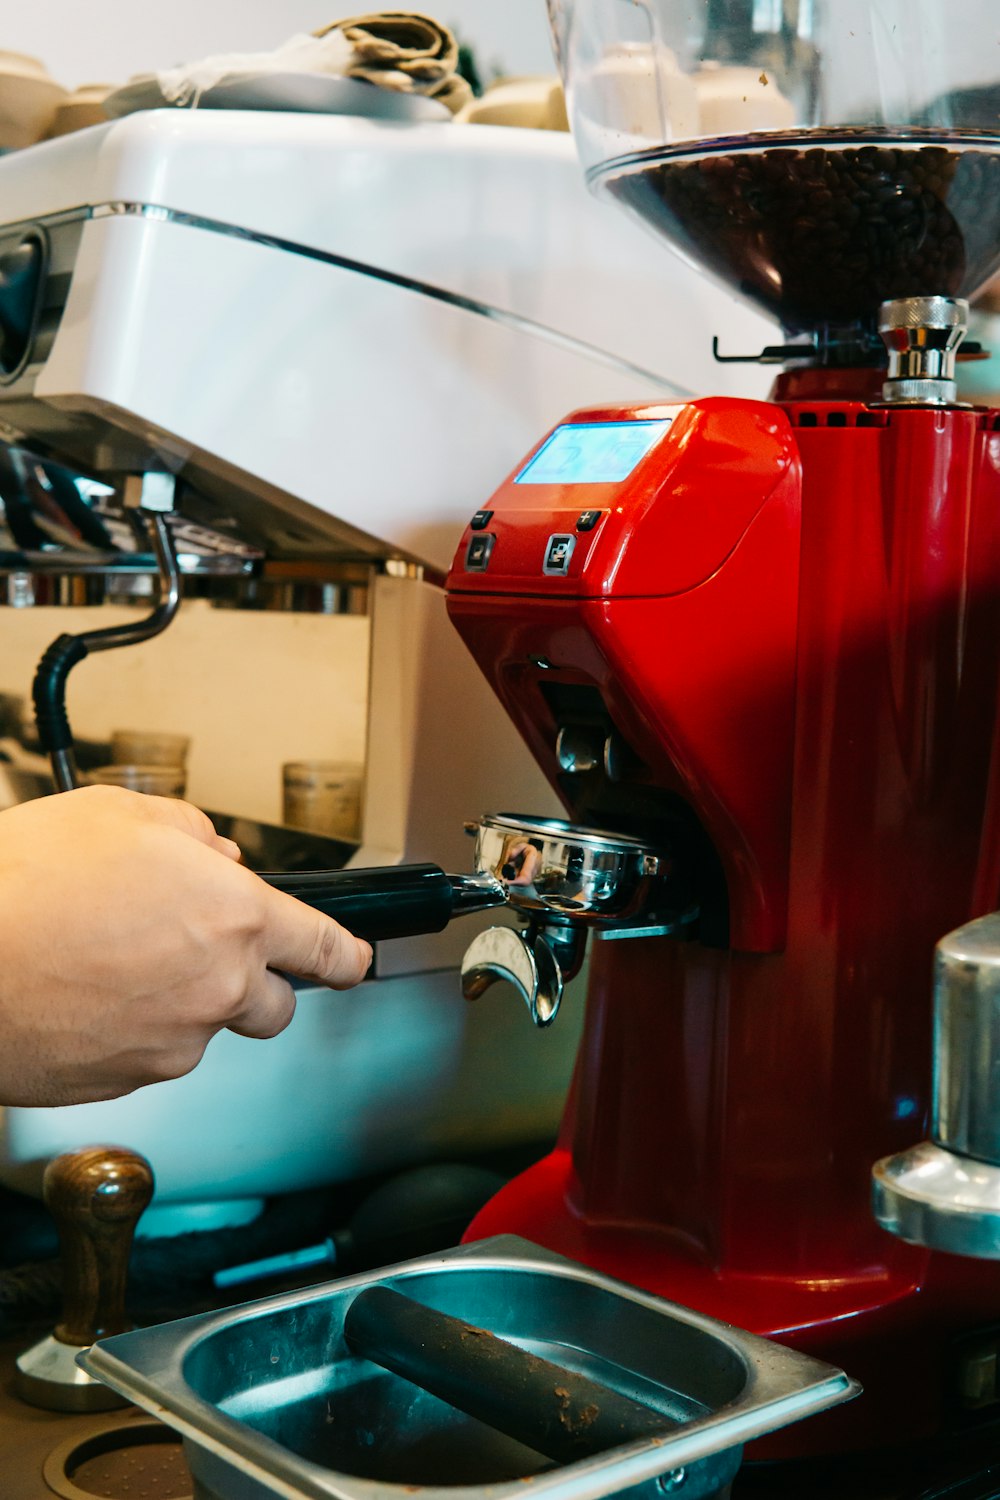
(80, 1238, 858, 1500)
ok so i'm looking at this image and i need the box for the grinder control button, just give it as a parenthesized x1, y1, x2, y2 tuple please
(470, 509, 493, 530)
(543, 534, 576, 576)
(576, 510, 602, 532)
(465, 532, 495, 571)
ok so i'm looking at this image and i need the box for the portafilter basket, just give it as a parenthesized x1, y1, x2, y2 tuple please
(468, 813, 668, 924)
(461, 814, 680, 1028)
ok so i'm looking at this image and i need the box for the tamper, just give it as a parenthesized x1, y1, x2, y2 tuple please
(15, 1144, 154, 1411)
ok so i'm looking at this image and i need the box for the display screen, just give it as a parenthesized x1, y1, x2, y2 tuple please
(515, 419, 672, 486)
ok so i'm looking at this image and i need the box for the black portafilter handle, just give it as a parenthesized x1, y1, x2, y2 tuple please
(261, 864, 506, 943)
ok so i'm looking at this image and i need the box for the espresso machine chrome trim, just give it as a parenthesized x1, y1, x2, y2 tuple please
(873, 912, 1000, 1258)
(89, 202, 688, 398)
(0, 199, 684, 404)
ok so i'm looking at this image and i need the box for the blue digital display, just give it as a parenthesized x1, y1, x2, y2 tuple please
(515, 419, 672, 486)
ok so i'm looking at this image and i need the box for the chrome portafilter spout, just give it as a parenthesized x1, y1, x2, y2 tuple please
(873, 912, 1000, 1258)
(462, 922, 586, 1029)
(460, 814, 692, 1028)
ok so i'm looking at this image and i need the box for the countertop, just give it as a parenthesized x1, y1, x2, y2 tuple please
(0, 1333, 191, 1500)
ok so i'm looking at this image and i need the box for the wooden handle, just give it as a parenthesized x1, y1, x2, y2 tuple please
(43, 1145, 154, 1347)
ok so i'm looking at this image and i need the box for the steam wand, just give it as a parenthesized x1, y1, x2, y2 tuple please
(31, 475, 181, 791)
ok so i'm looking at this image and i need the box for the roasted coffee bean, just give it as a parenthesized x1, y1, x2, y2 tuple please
(604, 134, 1000, 333)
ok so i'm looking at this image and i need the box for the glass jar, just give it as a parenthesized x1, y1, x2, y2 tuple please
(89, 763, 187, 798)
(282, 761, 363, 841)
(110, 729, 190, 767)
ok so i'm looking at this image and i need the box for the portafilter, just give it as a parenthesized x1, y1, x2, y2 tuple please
(265, 814, 686, 1027)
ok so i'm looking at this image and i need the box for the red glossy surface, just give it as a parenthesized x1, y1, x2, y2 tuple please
(448, 400, 799, 602)
(450, 401, 801, 953)
(446, 399, 1000, 1453)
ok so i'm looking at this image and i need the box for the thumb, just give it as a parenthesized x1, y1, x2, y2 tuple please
(256, 881, 373, 989)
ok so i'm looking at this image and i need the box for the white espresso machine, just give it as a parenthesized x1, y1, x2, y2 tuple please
(0, 107, 772, 1233)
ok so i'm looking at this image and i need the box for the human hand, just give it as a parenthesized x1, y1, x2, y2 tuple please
(500, 840, 542, 888)
(0, 786, 372, 1105)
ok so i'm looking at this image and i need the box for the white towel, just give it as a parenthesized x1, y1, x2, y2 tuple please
(155, 12, 471, 114)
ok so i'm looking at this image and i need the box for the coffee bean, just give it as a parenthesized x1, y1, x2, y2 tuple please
(604, 134, 1000, 334)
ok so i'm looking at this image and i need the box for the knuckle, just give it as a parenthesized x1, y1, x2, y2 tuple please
(166, 1045, 208, 1081)
(78, 783, 129, 810)
(138, 1041, 208, 1086)
(228, 980, 296, 1040)
(258, 989, 297, 1040)
(218, 967, 252, 1018)
(183, 802, 222, 842)
(307, 919, 344, 980)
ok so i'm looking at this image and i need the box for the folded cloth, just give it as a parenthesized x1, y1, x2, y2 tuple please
(312, 13, 472, 113)
(154, 12, 470, 113)
(156, 33, 354, 106)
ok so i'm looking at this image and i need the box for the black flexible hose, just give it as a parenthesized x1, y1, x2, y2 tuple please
(31, 509, 181, 791)
(32, 634, 90, 760)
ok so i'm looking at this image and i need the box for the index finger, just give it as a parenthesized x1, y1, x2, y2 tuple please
(256, 880, 373, 989)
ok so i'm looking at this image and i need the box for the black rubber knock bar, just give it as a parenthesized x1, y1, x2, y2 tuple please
(342, 1284, 675, 1464)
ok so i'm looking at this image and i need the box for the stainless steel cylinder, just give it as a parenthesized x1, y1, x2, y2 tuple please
(872, 912, 1000, 1258)
(931, 912, 1000, 1162)
(878, 295, 969, 406)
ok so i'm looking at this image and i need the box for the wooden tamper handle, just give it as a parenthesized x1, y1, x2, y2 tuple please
(15, 1144, 154, 1411)
(47, 1144, 155, 1346)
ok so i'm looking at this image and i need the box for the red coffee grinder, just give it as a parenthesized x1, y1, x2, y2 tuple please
(445, 0, 1000, 1460)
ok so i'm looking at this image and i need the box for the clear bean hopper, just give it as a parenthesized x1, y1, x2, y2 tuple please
(549, 0, 1000, 345)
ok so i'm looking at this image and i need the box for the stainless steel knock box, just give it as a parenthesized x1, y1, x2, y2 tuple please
(79, 1237, 859, 1500)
